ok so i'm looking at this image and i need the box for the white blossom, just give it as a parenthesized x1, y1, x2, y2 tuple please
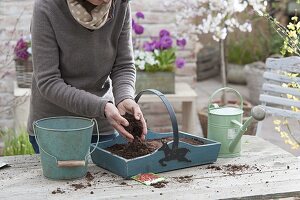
(134, 50, 159, 71)
(164, 0, 267, 41)
(27, 47, 32, 54)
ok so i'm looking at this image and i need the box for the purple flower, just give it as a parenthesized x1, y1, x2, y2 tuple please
(133, 23, 144, 35)
(136, 11, 145, 19)
(143, 40, 156, 52)
(132, 19, 135, 27)
(159, 29, 170, 38)
(17, 51, 30, 61)
(14, 38, 30, 61)
(176, 38, 187, 49)
(159, 35, 173, 49)
(175, 58, 186, 69)
(154, 40, 161, 49)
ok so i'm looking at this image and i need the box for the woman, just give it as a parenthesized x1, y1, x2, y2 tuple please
(28, 0, 147, 153)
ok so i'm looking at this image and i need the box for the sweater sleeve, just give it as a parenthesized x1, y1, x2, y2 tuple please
(110, 2, 136, 106)
(31, 1, 108, 118)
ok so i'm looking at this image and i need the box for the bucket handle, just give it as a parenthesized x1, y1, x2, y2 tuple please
(135, 89, 179, 150)
(33, 118, 100, 168)
(208, 87, 243, 111)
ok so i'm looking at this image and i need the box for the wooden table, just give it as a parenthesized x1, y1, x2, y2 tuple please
(1, 136, 300, 200)
(138, 82, 198, 134)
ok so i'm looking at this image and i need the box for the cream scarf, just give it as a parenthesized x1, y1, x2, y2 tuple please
(67, 0, 112, 30)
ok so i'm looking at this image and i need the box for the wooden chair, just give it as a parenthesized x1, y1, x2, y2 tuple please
(256, 56, 300, 143)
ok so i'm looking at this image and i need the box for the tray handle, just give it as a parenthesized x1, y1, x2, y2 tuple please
(135, 89, 179, 150)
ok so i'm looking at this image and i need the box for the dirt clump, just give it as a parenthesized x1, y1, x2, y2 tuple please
(86, 171, 94, 181)
(71, 183, 86, 191)
(206, 165, 222, 170)
(150, 181, 169, 188)
(173, 175, 193, 183)
(224, 164, 250, 175)
(51, 188, 65, 194)
(120, 182, 128, 185)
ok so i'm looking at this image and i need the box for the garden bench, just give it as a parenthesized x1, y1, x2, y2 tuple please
(258, 56, 300, 119)
(256, 56, 300, 151)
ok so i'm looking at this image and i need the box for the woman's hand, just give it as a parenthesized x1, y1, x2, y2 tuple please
(104, 102, 134, 141)
(117, 99, 147, 140)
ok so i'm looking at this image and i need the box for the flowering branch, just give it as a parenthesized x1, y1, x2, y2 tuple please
(164, 0, 268, 42)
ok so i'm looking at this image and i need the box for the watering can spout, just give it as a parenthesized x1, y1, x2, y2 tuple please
(229, 106, 266, 152)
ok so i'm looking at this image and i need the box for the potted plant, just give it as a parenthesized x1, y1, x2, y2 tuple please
(132, 12, 186, 94)
(13, 35, 33, 88)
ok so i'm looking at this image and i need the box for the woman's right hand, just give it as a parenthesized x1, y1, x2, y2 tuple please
(104, 102, 134, 141)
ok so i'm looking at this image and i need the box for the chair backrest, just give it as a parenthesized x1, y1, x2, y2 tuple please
(260, 56, 300, 120)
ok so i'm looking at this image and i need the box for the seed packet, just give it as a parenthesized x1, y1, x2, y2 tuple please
(131, 173, 165, 186)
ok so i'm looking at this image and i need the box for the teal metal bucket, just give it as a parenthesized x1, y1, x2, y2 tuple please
(33, 116, 99, 180)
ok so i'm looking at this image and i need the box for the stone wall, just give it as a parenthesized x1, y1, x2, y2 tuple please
(0, 0, 197, 133)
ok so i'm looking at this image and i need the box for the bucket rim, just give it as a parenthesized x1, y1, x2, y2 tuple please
(34, 116, 94, 132)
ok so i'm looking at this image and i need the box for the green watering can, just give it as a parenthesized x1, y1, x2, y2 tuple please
(207, 87, 265, 158)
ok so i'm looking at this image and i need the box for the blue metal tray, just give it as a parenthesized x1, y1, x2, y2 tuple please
(91, 89, 221, 178)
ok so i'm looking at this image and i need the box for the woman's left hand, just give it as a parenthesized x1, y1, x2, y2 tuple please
(117, 99, 147, 140)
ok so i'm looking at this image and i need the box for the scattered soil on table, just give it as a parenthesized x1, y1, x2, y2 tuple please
(150, 181, 169, 188)
(69, 172, 95, 191)
(224, 164, 250, 175)
(173, 175, 194, 183)
(206, 165, 222, 170)
(71, 183, 86, 190)
(206, 164, 260, 175)
(86, 172, 95, 182)
(106, 137, 204, 159)
(120, 182, 128, 186)
(52, 188, 65, 194)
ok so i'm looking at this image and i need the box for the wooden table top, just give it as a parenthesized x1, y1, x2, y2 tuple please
(1, 136, 300, 200)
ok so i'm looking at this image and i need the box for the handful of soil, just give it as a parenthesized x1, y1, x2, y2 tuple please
(105, 112, 154, 159)
(122, 112, 143, 139)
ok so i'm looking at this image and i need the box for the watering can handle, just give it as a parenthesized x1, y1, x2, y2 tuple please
(208, 87, 243, 110)
(135, 89, 179, 150)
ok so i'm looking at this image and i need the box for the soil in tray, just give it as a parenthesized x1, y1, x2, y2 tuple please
(106, 113, 205, 159)
(105, 137, 204, 159)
